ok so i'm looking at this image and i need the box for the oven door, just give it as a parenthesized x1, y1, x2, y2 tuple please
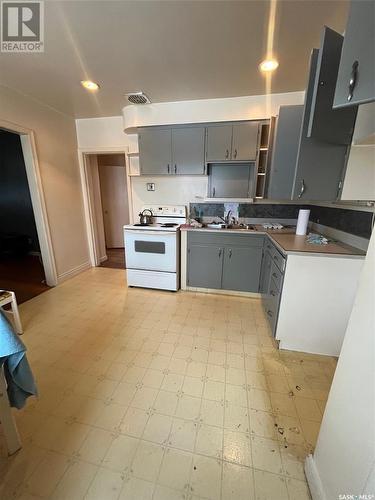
(124, 230, 177, 272)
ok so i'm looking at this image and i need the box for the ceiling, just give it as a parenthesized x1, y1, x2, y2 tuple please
(0, 0, 349, 118)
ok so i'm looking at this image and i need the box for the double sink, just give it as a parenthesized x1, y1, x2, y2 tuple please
(204, 223, 258, 231)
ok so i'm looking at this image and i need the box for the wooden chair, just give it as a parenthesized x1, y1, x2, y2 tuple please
(0, 291, 23, 335)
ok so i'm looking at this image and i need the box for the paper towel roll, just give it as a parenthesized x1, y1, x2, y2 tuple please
(296, 209, 310, 235)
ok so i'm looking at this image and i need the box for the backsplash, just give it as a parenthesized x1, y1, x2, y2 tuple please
(190, 202, 373, 239)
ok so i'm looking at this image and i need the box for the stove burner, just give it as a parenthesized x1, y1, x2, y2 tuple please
(133, 223, 150, 226)
(160, 223, 178, 227)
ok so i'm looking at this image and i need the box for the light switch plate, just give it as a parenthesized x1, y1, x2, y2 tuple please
(147, 183, 155, 191)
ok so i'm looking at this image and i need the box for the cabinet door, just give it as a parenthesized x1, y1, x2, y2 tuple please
(209, 164, 253, 198)
(334, 0, 375, 108)
(187, 244, 223, 289)
(222, 246, 263, 292)
(259, 249, 272, 295)
(292, 50, 348, 201)
(308, 27, 357, 145)
(232, 122, 259, 160)
(172, 127, 205, 175)
(206, 125, 233, 161)
(139, 128, 172, 175)
(267, 106, 304, 199)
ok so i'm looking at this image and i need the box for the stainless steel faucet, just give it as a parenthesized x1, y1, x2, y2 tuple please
(219, 210, 232, 225)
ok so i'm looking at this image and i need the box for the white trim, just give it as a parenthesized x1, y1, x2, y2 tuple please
(185, 286, 261, 298)
(78, 147, 133, 267)
(0, 120, 58, 287)
(99, 255, 108, 263)
(305, 455, 327, 500)
(57, 261, 91, 283)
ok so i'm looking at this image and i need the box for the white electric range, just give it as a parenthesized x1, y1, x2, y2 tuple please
(123, 205, 187, 291)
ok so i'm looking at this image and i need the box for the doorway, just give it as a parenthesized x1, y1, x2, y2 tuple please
(0, 129, 50, 303)
(84, 153, 130, 269)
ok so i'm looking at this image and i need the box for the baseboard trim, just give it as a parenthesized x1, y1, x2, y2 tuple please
(185, 286, 261, 298)
(305, 454, 327, 500)
(99, 255, 108, 263)
(57, 261, 92, 283)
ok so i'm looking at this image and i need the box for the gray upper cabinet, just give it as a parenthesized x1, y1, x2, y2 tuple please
(209, 163, 255, 198)
(232, 122, 259, 160)
(267, 105, 303, 200)
(292, 50, 348, 201)
(307, 27, 358, 145)
(222, 245, 262, 292)
(206, 125, 233, 162)
(172, 127, 205, 175)
(267, 51, 348, 201)
(139, 128, 172, 175)
(334, 0, 375, 108)
(187, 244, 223, 289)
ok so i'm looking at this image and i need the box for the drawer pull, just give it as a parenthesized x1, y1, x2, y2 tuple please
(272, 273, 278, 279)
(267, 310, 273, 317)
(270, 290, 276, 297)
(218, 248, 222, 258)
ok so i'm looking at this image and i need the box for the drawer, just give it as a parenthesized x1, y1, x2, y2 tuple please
(270, 260, 283, 290)
(264, 237, 286, 272)
(188, 231, 264, 248)
(264, 296, 277, 335)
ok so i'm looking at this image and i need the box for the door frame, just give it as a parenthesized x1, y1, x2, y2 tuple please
(0, 120, 58, 286)
(78, 147, 133, 267)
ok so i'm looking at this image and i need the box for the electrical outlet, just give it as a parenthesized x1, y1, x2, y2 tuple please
(147, 183, 155, 191)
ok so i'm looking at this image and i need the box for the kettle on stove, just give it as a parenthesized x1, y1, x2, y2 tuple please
(138, 209, 153, 225)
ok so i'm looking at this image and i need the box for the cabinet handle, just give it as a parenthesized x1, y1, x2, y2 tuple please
(167, 164, 170, 174)
(225, 149, 229, 159)
(229, 249, 232, 259)
(174, 164, 177, 174)
(272, 273, 278, 279)
(233, 149, 237, 159)
(348, 60, 359, 102)
(298, 179, 305, 198)
(267, 310, 273, 317)
(270, 290, 276, 297)
(218, 248, 222, 258)
(212, 186, 216, 197)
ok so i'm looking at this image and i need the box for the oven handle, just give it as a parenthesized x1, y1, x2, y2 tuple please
(124, 230, 176, 236)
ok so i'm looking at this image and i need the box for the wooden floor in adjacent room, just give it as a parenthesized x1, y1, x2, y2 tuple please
(0, 254, 50, 304)
(100, 248, 126, 269)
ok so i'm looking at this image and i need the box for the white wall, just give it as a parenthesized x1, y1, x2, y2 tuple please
(131, 176, 208, 218)
(0, 84, 89, 281)
(306, 231, 375, 499)
(122, 91, 305, 132)
(341, 145, 375, 201)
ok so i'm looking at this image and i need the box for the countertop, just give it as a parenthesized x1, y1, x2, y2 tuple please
(180, 225, 366, 257)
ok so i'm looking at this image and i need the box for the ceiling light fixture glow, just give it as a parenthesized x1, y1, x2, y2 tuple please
(80, 80, 100, 91)
(259, 59, 279, 72)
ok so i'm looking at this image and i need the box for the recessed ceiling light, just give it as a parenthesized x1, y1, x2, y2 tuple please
(259, 59, 279, 72)
(80, 80, 100, 91)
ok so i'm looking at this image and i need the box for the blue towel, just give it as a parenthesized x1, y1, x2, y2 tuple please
(0, 311, 37, 409)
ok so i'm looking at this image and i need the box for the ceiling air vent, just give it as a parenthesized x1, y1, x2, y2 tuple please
(125, 91, 151, 105)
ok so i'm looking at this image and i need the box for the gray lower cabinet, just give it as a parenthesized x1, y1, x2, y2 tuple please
(259, 238, 286, 336)
(187, 244, 223, 289)
(232, 122, 259, 161)
(139, 128, 172, 175)
(222, 246, 263, 292)
(187, 232, 263, 292)
(333, 0, 375, 108)
(172, 127, 205, 175)
(206, 125, 233, 162)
